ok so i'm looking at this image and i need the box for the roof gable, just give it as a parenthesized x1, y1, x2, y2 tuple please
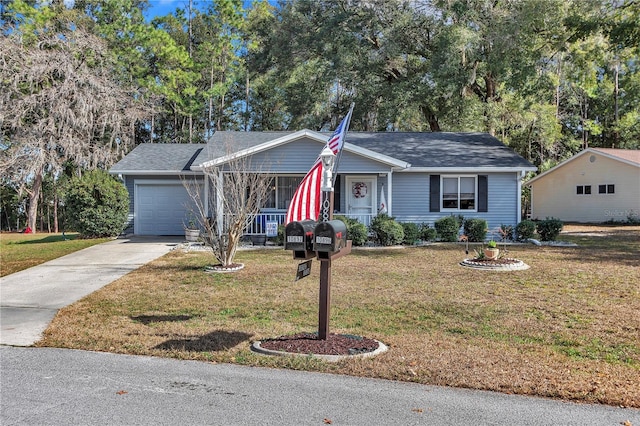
(198, 130, 409, 169)
(590, 148, 640, 166)
(526, 148, 640, 186)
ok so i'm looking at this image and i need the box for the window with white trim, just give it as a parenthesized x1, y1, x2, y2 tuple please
(576, 185, 591, 195)
(598, 184, 615, 194)
(442, 176, 477, 211)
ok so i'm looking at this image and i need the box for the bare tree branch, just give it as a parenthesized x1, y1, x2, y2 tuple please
(183, 145, 272, 268)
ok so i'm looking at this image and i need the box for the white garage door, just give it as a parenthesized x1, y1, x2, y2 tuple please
(135, 182, 199, 235)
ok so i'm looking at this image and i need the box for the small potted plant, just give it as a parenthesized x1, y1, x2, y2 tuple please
(484, 240, 499, 260)
(184, 215, 200, 242)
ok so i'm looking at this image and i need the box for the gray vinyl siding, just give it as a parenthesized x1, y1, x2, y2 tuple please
(242, 138, 394, 174)
(392, 172, 520, 235)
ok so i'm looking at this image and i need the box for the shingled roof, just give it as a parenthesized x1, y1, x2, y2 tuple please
(342, 132, 534, 169)
(110, 143, 207, 174)
(110, 131, 535, 173)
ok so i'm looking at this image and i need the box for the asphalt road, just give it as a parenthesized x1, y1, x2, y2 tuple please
(1, 346, 638, 426)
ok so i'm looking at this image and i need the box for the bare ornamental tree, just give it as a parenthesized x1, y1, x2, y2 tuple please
(183, 151, 272, 270)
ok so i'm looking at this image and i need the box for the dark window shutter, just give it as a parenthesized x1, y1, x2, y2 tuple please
(478, 175, 488, 212)
(430, 175, 440, 212)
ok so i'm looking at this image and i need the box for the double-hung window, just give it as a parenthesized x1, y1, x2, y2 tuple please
(442, 176, 477, 211)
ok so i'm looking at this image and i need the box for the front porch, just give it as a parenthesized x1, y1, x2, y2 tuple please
(242, 212, 374, 236)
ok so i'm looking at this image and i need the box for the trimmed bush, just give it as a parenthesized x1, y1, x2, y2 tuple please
(335, 215, 368, 246)
(370, 214, 404, 246)
(515, 220, 536, 241)
(536, 217, 564, 241)
(65, 170, 129, 238)
(419, 224, 437, 242)
(401, 222, 420, 245)
(434, 215, 462, 242)
(370, 213, 392, 244)
(463, 218, 487, 242)
(377, 220, 404, 246)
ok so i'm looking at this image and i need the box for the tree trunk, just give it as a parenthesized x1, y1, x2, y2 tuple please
(27, 172, 43, 234)
(420, 104, 441, 132)
(53, 193, 59, 233)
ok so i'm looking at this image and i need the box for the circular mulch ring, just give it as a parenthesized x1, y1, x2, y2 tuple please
(460, 257, 530, 271)
(251, 332, 388, 362)
(204, 263, 245, 273)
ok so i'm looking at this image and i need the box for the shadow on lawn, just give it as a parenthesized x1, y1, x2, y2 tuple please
(548, 244, 639, 267)
(15, 234, 79, 244)
(154, 330, 252, 352)
(131, 314, 196, 325)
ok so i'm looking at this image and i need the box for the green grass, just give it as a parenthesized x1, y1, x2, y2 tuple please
(0, 233, 110, 276)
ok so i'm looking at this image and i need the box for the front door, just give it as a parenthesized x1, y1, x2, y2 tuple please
(346, 176, 376, 225)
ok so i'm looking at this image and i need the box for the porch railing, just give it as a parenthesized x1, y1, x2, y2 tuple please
(231, 213, 374, 235)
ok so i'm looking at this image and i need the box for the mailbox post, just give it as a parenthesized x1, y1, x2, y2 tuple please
(283, 147, 351, 340)
(317, 147, 336, 340)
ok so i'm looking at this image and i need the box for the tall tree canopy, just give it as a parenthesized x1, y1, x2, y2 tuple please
(1, 0, 639, 230)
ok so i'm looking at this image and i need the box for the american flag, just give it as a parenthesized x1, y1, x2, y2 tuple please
(285, 106, 353, 224)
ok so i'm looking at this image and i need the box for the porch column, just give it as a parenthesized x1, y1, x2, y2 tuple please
(216, 170, 224, 236)
(387, 172, 392, 216)
(203, 174, 209, 218)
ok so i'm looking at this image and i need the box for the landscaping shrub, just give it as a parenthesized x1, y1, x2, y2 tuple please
(462, 218, 487, 242)
(401, 222, 420, 245)
(419, 224, 437, 242)
(536, 217, 564, 241)
(274, 224, 285, 246)
(335, 215, 368, 246)
(434, 215, 462, 242)
(370, 214, 404, 246)
(65, 170, 129, 238)
(515, 220, 536, 241)
(377, 220, 404, 246)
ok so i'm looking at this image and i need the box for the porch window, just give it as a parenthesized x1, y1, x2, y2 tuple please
(255, 176, 303, 210)
(442, 176, 476, 210)
(261, 175, 342, 211)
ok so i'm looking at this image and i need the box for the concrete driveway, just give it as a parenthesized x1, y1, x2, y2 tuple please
(0, 236, 181, 346)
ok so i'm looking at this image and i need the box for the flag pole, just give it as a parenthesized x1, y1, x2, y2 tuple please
(331, 102, 355, 186)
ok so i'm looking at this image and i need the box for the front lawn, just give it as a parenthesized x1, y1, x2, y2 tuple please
(0, 233, 110, 277)
(38, 225, 640, 407)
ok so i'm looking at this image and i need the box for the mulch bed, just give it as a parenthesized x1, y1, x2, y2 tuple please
(259, 332, 380, 356)
(464, 257, 522, 265)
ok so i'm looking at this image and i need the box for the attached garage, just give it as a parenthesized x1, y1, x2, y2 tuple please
(134, 180, 201, 235)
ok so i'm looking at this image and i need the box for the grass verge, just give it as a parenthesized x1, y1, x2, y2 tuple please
(37, 225, 640, 407)
(0, 233, 110, 277)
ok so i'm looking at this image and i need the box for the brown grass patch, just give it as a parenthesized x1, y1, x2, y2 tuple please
(38, 225, 640, 407)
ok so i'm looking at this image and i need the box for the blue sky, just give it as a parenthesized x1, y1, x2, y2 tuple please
(144, 0, 269, 20)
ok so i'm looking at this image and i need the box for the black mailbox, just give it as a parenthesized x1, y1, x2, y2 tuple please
(285, 220, 316, 259)
(313, 220, 347, 258)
